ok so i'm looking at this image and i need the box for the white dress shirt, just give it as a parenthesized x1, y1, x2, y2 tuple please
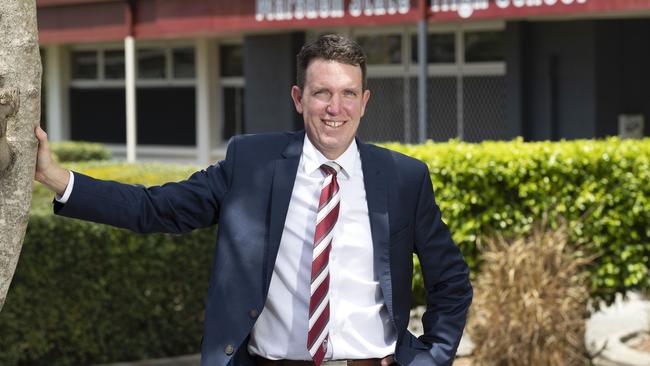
(55, 170, 75, 204)
(248, 136, 397, 360)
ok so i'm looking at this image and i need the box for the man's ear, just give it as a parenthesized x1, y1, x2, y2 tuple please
(291, 85, 304, 114)
(360, 89, 371, 117)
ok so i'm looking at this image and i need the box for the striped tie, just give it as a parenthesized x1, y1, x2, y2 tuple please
(308, 162, 341, 366)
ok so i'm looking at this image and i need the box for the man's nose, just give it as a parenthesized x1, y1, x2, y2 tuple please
(326, 94, 341, 115)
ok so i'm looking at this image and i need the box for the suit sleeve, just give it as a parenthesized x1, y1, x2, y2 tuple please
(413, 165, 473, 366)
(53, 137, 236, 234)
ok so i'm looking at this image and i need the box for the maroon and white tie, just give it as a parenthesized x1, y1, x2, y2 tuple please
(308, 162, 341, 366)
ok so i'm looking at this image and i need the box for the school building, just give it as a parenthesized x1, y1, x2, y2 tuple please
(37, 0, 650, 163)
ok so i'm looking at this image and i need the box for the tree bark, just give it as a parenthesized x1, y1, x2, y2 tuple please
(0, 0, 41, 311)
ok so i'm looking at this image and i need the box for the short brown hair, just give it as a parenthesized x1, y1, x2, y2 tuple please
(296, 34, 367, 90)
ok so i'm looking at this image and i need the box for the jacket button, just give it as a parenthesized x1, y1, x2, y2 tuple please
(224, 344, 234, 355)
(249, 309, 259, 318)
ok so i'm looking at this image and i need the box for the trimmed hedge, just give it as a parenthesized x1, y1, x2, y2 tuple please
(3, 163, 209, 365)
(2, 138, 648, 364)
(383, 137, 650, 306)
(50, 141, 112, 162)
(0, 216, 215, 365)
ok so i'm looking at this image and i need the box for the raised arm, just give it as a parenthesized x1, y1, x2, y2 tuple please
(34, 125, 233, 234)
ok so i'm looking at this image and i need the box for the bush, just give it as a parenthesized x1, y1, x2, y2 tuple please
(2, 162, 209, 365)
(50, 141, 111, 162)
(467, 221, 591, 365)
(0, 216, 215, 365)
(388, 138, 650, 305)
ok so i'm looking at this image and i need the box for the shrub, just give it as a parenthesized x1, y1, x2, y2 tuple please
(387, 138, 650, 305)
(50, 141, 111, 162)
(0, 216, 215, 366)
(467, 220, 592, 366)
(2, 162, 209, 365)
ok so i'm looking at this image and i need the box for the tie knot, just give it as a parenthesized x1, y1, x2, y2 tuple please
(320, 162, 341, 177)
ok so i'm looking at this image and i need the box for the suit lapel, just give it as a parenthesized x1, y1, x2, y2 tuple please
(266, 131, 303, 287)
(358, 140, 394, 320)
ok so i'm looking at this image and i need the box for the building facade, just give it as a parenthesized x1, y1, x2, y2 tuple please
(37, 0, 650, 163)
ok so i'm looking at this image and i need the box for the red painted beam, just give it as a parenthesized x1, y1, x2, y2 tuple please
(38, 1, 129, 44)
(428, 0, 650, 22)
(37, 0, 123, 8)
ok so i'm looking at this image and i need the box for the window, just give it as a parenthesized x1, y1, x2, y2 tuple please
(136, 45, 195, 81)
(173, 47, 195, 78)
(71, 45, 196, 82)
(220, 45, 243, 77)
(356, 34, 402, 65)
(464, 31, 505, 62)
(69, 43, 197, 147)
(104, 50, 125, 80)
(220, 43, 245, 141)
(71, 51, 98, 79)
(355, 26, 506, 143)
(411, 33, 455, 64)
(138, 48, 166, 79)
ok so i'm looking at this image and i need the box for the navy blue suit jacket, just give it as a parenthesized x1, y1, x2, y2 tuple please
(55, 131, 472, 366)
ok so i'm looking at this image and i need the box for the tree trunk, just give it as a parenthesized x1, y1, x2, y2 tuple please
(0, 0, 41, 311)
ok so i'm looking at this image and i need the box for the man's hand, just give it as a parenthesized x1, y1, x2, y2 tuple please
(34, 125, 70, 196)
(380, 355, 395, 366)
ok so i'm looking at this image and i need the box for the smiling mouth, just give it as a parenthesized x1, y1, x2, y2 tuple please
(323, 120, 345, 128)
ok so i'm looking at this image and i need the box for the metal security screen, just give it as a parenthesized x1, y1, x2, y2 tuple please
(354, 26, 507, 143)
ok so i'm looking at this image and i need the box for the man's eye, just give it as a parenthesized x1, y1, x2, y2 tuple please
(344, 90, 357, 97)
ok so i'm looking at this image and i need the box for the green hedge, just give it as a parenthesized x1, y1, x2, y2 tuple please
(0, 216, 215, 365)
(3, 163, 209, 365)
(50, 141, 112, 162)
(2, 138, 649, 364)
(383, 137, 650, 306)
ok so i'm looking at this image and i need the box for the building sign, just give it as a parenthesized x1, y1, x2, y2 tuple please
(431, 0, 589, 19)
(256, 0, 413, 21)
(38, 0, 650, 43)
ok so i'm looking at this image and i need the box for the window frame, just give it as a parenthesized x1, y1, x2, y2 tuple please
(424, 20, 506, 77)
(69, 40, 197, 89)
(217, 38, 246, 142)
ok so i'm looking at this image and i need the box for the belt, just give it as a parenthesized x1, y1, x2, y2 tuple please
(254, 356, 382, 366)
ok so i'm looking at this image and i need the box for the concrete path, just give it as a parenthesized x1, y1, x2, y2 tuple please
(586, 292, 650, 366)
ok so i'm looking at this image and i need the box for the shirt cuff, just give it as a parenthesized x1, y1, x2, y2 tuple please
(54, 171, 75, 204)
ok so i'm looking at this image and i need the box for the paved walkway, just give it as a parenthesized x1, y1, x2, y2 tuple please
(97, 292, 650, 366)
(586, 292, 650, 366)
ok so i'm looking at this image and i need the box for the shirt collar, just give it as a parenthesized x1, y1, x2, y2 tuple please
(302, 135, 358, 179)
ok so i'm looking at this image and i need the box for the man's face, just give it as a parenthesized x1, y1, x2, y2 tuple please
(291, 58, 370, 160)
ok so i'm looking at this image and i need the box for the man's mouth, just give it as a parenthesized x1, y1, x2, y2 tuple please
(323, 120, 345, 128)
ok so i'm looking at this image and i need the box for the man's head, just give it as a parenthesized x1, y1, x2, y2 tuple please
(296, 34, 368, 91)
(291, 34, 371, 160)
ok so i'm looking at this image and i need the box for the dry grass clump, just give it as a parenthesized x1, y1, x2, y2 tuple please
(468, 221, 593, 366)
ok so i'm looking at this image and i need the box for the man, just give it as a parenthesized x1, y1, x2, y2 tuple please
(34, 34, 472, 366)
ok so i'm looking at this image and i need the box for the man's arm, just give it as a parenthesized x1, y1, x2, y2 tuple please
(413, 166, 473, 365)
(34, 125, 70, 196)
(33, 125, 232, 234)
